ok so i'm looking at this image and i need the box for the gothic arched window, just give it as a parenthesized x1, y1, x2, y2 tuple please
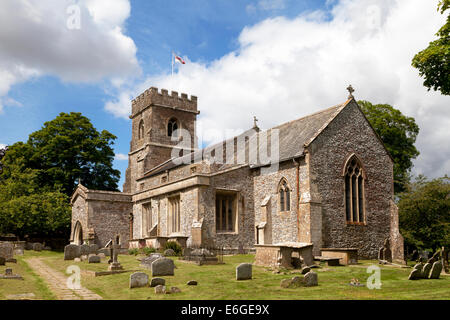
(168, 118, 179, 137)
(344, 156, 365, 224)
(278, 179, 291, 212)
(138, 120, 144, 140)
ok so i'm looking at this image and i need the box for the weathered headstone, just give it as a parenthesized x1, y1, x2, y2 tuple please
(422, 263, 433, 279)
(0, 257, 5, 266)
(280, 279, 292, 288)
(129, 272, 149, 289)
(0, 243, 14, 260)
(236, 263, 252, 280)
(378, 238, 392, 263)
(5, 268, 13, 276)
(140, 253, 164, 269)
(25, 242, 33, 250)
(98, 253, 106, 259)
(98, 248, 111, 256)
(187, 280, 198, 286)
(290, 276, 303, 288)
(74, 258, 81, 262)
(429, 261, 443, 279)
(32, 243, 42, 252)
(408, 264, 423, 280)
(80, 244, 90, 256)
(151, 258, 175, 277)
(303, 271, 318, 287)
(81, 255, 88, 261)
(150, 278, 165, 287)
(88, 255, 101, 263)
(155, 285, 166, 294)
(164, 249, 176, 256)
(89, 244, 99, 255)
(64, 244, 80, 260)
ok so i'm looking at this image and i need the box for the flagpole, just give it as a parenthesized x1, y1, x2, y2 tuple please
(171, 51, 174, 77)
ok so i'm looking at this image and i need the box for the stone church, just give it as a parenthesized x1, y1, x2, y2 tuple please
(70, 86, 404, 260)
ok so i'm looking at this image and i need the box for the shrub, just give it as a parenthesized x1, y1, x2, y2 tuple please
(164, 241, 182, 256)
(128, 248, 138, 256)
(140, 247, 156, 256)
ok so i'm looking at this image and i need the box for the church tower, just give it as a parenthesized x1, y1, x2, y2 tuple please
(123, 87, 199, 193)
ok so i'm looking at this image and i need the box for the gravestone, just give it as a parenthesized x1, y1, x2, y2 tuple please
(89, 244, 99, 255)
(0, 243, 14, 260)
(81, 255, 88, 261)
(290, 276, 303, 288)
(151, 258, 175, 277)
(150, 278, 165, 287)
(280, 279, 292, 288)
(74, 258, 81, 262)
(32, 243, 42, 252)
(164, 249, 176, 256)
(98, 253, 106, 259)
(25, 242, 33, 250)
(429, 261, 442, 279)
(0, 257, 5, 265)
(408, 263, 424, 280)
(140, 253, 164, 270)
(88, 255, 101, 263)
(64, 244, 81, 260)
(236, 263, 252, 280)
(155, 285, 166, 294)
(98, 248, 111, 256)
(80, 244, 90, 256)
(422, 263, 433, 278)
(187, 280, 198, 286)
(301, 266, 311, 275)
(303, 271, 318, 287)
(129, 272, 149, 289)
(378, 239, 392, 263)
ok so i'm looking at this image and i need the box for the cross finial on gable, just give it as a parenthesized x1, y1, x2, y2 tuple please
(253, 116, 259, 129)
(347, 85, 355, 99)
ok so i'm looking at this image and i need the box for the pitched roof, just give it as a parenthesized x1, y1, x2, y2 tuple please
(142, 99, 351, 177)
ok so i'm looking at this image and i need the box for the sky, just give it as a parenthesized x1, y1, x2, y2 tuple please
(0, 0, 448, 191)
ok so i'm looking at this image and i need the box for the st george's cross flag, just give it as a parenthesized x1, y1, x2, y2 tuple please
(174, 54, 186, 64)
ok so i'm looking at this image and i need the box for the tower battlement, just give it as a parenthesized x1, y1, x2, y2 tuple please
(130, 87, 198, 118)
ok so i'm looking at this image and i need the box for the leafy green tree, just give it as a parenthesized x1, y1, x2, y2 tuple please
(23, 112, 120, 195)
(398, 175, 450, 252)
(358, 101, 420, 193)
(412, 0, 450, 95)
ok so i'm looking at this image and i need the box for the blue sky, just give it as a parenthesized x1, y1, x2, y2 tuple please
(0, 0, 449, 191)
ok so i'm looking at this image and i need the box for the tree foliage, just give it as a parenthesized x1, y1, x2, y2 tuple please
(358, 101, 420, 193)
(398, 175, 450, 251)
(412, 0, 450, 95)
(0, 112, 120, 238)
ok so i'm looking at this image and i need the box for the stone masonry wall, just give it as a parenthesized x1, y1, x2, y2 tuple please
(70, 195, 89, 243)
(309, 100, 395, 259)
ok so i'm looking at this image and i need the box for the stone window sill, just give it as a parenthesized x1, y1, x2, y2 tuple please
(216, 231, 238, 235)
(346, 221, 367, 226)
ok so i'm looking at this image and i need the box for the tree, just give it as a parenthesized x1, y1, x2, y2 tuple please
(398, 175, 450, 252)
(358, 101, 420, 193)
(412, 0, 450, 95)
(14, 112, 120, 196)
(0, 112, 120, 239)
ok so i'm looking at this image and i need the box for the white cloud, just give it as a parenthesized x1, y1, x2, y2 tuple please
(247, 0, 286, 14)
(0, 144, 6, 150)
(107, 0, 449, 179)
(0, 0, 139, 113)
(114, 153, 128, 161)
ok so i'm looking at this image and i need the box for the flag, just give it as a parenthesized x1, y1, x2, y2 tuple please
(174, 55, 186, 64)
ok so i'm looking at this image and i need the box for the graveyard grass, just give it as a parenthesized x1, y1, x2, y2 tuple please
(4, 251, 449, 300)
(0, 256, 56, 300)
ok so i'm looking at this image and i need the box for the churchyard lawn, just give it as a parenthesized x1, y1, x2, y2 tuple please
(2, 250, 449, 300)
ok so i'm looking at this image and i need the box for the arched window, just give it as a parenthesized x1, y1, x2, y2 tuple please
(138, 120, 144, 140)
(278, 179, 291, 212)
(168, 118, 179, 137)
(344, 156, 365, 224)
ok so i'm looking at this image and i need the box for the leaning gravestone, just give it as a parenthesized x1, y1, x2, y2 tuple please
(64, 244, 81, 260)
(303, 271, 318, 287)
(140, 253, 164, 270)
(155, 285, 166, 294)
(0, 243, 14, 260)
(408, 268, 422, 280)
(429, 261, 442, 279)
(88, 255, 101, 264)
(151, 258, 175, 277)
(32, 243, 42, 252)
(236, 263, 252, 280)
(422, 263, 433, 279)
(80, 244, 90, 256)
(129, 272, 149, 289)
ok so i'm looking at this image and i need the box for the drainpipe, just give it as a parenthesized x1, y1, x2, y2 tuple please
(293, 157, 300, 242)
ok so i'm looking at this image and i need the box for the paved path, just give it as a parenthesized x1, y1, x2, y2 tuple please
(25, 258, 102, 300)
